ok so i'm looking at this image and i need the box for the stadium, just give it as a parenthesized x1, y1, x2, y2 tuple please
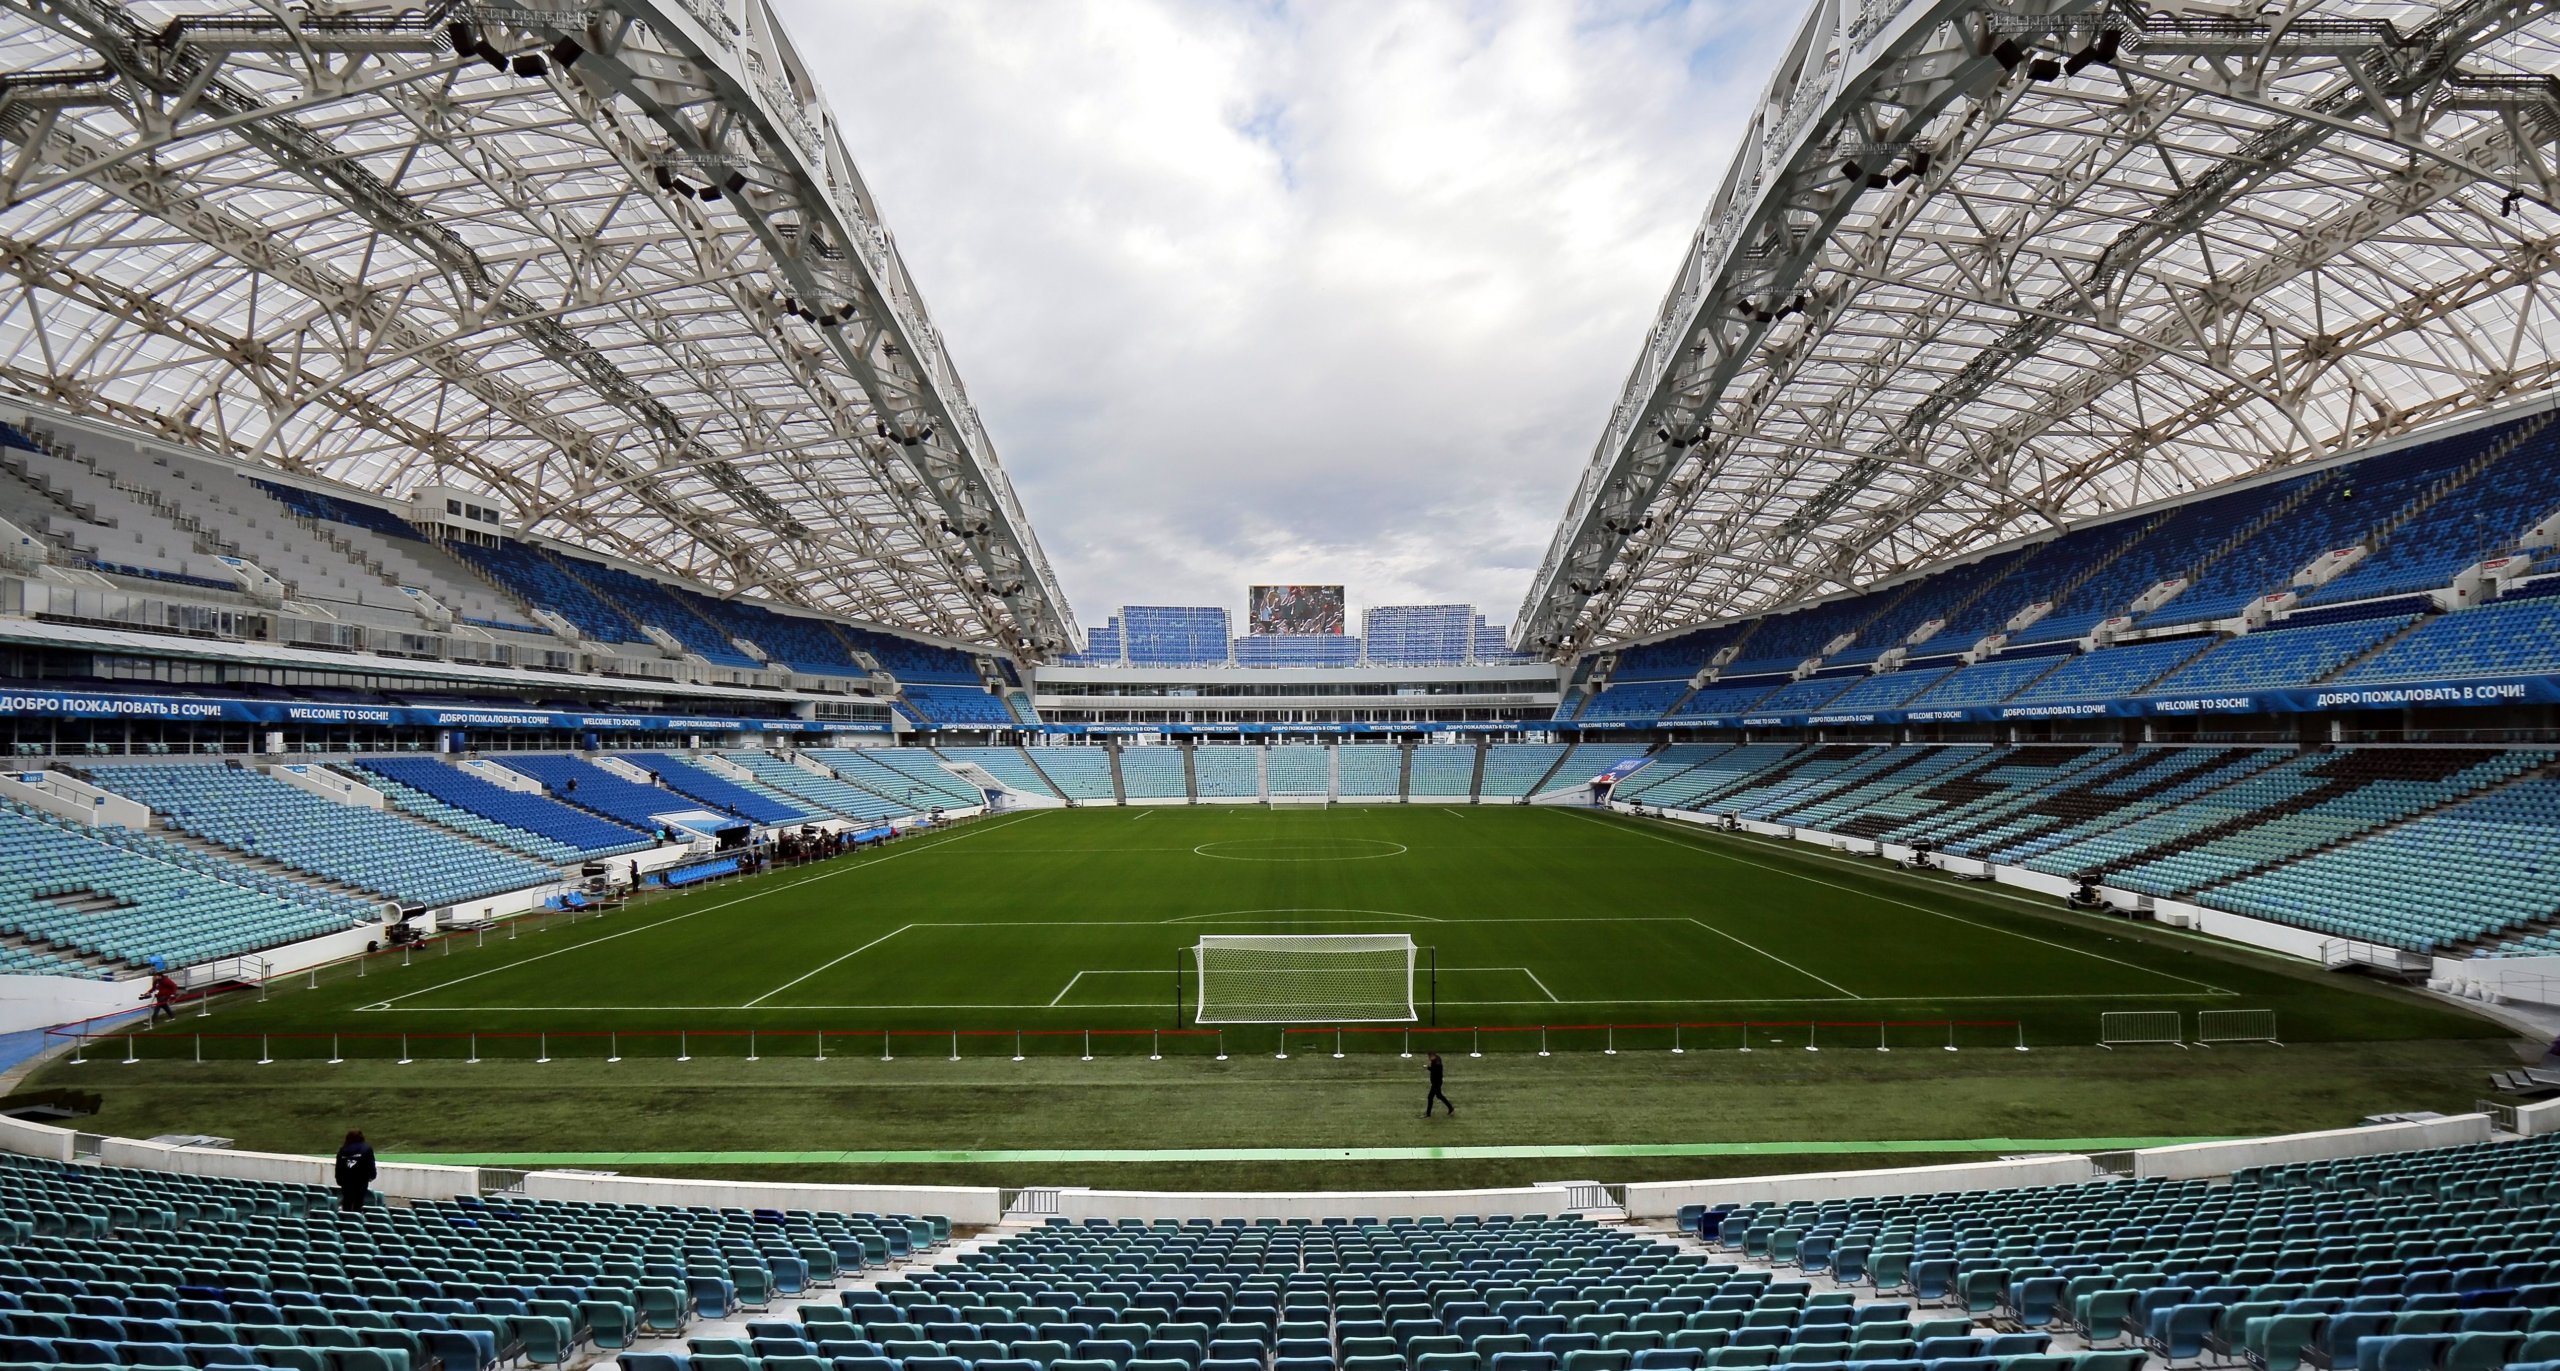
(1, 0, 2559, 1369)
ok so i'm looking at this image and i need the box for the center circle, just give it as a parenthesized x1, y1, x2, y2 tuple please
(1191, 838, 1410, 862)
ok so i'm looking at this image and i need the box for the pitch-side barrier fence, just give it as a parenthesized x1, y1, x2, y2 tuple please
(46, 1018, 2028, 1065)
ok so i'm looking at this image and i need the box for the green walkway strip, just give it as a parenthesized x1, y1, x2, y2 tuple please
(388, 1136, 2232, 1166)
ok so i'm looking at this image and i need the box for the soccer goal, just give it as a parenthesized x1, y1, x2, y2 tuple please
(2098, 1011, 2185, 1049)
(2196, 1008, 2279, 1046)
(1266, 794, 1332, 809)
(1193, 933, 1417, 1023)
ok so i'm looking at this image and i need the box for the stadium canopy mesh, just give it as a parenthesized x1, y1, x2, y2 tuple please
(0, 0, 1075, 654)
(1517, 0, 2560, 660)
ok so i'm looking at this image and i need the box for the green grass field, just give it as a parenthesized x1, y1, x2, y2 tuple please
(33, 806, 2522, 1191)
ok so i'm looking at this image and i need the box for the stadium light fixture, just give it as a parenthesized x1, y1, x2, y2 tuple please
(548, 37, 585, 69)
(1992, 39, 2026, 70)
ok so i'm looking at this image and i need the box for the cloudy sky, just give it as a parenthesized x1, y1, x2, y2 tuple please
(772, 0, 1794, 640)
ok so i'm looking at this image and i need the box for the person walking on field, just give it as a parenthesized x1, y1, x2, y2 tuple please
(334, 1130, 377, 1212)
(1425, 1052, 1455, 1118)
(142, 973, 179, 1026)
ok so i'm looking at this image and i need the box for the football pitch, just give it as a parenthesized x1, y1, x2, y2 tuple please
(42, 805, 2520, 1190)
(92, 805, 2494, 1048)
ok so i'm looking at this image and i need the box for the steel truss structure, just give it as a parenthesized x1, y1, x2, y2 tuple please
(1518, 0, 2560, 658)
(0, 0, 1075, 652)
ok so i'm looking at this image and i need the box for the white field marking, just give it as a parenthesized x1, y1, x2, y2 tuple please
(1050, 967, 1173, 1007)
(354, 810, 1050, 1010)
(1132, 809, 1154, 820)
(1162, 907, 1449, 924)
(1681, 917, 1861, 998)
(1191, 839, 1408, 862)
(367, 990, 2234, 1013)
(744, 924, 916, 1008)
(1521, 968, 1563, 1003)
(1572, 807, 2233, 995)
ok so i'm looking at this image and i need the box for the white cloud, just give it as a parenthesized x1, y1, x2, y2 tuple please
(771, 0, 1792, 640)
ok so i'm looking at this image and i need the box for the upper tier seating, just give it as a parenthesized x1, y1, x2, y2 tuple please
(935, 747, 1063, 798)
(552, 557, 761, 668)
(1025, 748, 1117, 801)
(2335, 595, 2560, 684)
(842, 628, 979, 685)
(446, 540, 646, 645)
(1579, 680, 1689, 721)
(905, 685, 1013, 728)
(91, 764, 557, 907)
(1192, 747, 1263, 798)
(2149, 615, 2418, 695)
(1663, 677, 1787, 720)
(494, 755, 746, 834)
(355, 757, 650, 859)
(2004, 638, 2212, 704)
(1904, 654, 2067, 708)
(1264, 746, 1330, 796)
(1816, 665, 1955, 713)
(0, 801, 357, 971)
(2302, 421, 2560, 606)
(1335, 745, 1402, 798)
(1410, 745, 1483, 797)
(1115, 747, 1189, 800)
(620, 754, 817, 825)
(720, 753, 911, 821)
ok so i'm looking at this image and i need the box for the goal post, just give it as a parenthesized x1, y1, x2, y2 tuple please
(2196, 1008, 2279, 1046)
(2098, 1011, 2185, 1049)
(1266, 794, 1332, 809)
(1193, 933, 1418, 1024)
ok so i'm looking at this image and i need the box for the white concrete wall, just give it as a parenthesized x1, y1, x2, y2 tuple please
(458, 758, 545, 794)
(1623, 1156, 2093, 1217)
(2131, 1114, 2493, 1180)
(2516, 1098, 2560, 1137)
(0, 1113, 75, 1162)
(2435, 953, 2560, 1008)
(522, 1170, 1002, 1226)
(98, 1136, 479, 1200)
(260, 763, 386, 810)
(2168, 899, 2339, 962)
(0, 769, 149, 829)
(1048, 1185, 1575, 1222)
(0, 973, 145, 1036)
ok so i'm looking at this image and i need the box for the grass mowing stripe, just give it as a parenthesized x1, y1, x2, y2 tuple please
(383, 1135, 2237, 1166)
(362, 810, 1050, 1010)
(1571, 808, 2231, 994)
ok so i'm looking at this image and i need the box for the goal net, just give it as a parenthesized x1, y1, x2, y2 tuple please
(1266, 794, 1332, 809)
(1193, 933, 1417, 1023)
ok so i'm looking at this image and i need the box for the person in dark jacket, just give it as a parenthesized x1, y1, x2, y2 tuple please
(1425, 1052, 1455, 1118)
(334, 1129, 378, 1211)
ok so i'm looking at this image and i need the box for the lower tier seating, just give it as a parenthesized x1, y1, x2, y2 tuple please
(89, 765, 557, 909)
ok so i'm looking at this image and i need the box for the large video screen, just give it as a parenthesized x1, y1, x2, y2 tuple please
(1248, 584, 1346, 636)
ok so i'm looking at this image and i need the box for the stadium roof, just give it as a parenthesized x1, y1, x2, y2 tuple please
(0, 0, 1076, 654)
(1517, 0, 2560, 659)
